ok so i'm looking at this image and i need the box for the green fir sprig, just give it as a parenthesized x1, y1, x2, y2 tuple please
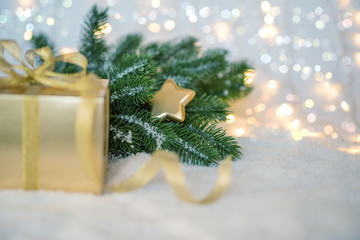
(30, 4, 253, 166)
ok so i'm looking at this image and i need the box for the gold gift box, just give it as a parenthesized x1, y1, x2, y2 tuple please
(0, 80, 109, 194)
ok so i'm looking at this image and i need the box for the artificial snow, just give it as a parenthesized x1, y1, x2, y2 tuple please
(1, 135, 359, 240)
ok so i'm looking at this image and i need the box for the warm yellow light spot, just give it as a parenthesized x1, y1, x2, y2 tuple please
(236, 128, 245, 137)
(356, 52, 360, 66)
(291, 131, 303, 141)
(291, 119, 300, 129)
(355, 34, 360, 46)
(214, 22, 230, 40)
(338, 146, 360, 155)
(304, 99, 315, 108)
(258, 25, 278, 39)
(254, 103, 266, 113)
(226, 114, 235, 123)
(323, 125, 334, 135)
(341, 101, 350, 112)
(46, 17, 54, 26)
(317, 82, 340, 100)
(264, 14, 274, 24)
(324, 105, 336, 112)
(261, 1, 271, 12)
(101, 23, 112, 34)
(307, 113, 316, 123)
(151, 0, 160, 8)
(301, 129, 323, 138)
(268, 80, 278, 89)
(331, 132, 338, 139)
(244, 69, 255, 86)
(245, 108, 253, 115)
(247, 117, 256, 125)
(23, 30, 32, 40)
(355, 11, 360, 24)
(325, 72, 332, 79)
(148, 22, 161, 33)
(276, 103, 293, 117)
(164, 20, 175, 31)
(357, 135, 360, 143)
(60, 47, 75, 54)
(19, 0, 34, 8)
(94, 23, 112, 37)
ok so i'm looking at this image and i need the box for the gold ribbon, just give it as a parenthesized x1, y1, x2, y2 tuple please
(107, 150, 232, 204)
(0, 40, 232, 204)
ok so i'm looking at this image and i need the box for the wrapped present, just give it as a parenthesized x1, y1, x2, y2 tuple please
(0, 40, 109, 194)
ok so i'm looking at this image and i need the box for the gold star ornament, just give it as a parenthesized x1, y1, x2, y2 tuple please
(150, 79, 196, 122)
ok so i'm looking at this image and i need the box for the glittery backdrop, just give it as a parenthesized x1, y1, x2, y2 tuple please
(1, 0, 359, 152)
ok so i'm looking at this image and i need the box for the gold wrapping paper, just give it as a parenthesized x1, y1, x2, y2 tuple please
(0, 80, 109, 194)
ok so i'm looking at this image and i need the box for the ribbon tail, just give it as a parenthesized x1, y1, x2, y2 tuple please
(159, 150, 232, 204)
(106, 150, 232, 204)
(105, 154, 163, 192)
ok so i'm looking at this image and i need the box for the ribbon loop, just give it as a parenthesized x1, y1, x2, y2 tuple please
(0, 40, 24, 65)
(0, 40, 92, 90)
(107, 150, 232, 204)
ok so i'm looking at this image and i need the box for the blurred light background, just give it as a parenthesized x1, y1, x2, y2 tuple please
(1, 0, 359, 153)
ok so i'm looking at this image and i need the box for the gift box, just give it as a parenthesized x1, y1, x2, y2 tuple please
(0, 79, 109, 194)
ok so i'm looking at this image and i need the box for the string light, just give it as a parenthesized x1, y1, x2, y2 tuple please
(267, 80, 278, 89)
(94, 23, 112, 37)
(226, 114, 235, 123)
(235, 128, 245, 137)
(46, 17, 54, 26)
(276, 104, 293, 117)
(164, 20, 175, 31)
(148, 22, 161, 33)
(244, 69, 255, 86)
(340, 101, 350, 112)
(323, 125, 334, 135)
(3, 0, 360, 146)
(23, 30, 32, 40)
(214, 22, 230, 41)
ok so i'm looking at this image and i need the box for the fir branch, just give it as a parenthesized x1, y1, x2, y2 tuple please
(101, 54, 156, 81)
(186, 94, 230, 123)
(141, 36, 199, 64)
(30, 32, 57, 54)
(159, 49, 228, 89)
(179, 122, 242, 160)
(200, 61, 253, 101)
(171, 125, 220, 166)
(111, 34, 142, 65)
(79, 4, 109, 73)
(111, 109, 177, 154)
(109, 74, 155, 107)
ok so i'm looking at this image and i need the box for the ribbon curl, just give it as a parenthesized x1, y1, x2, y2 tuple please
(107, 150, 232, 204)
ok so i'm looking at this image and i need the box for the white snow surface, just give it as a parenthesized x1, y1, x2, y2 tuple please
(1, 135, 360, 240)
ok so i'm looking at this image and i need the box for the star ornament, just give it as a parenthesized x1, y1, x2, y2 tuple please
(150, 79, 196, 122)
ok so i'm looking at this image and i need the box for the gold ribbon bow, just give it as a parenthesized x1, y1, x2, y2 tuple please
(0, 40, 232, 204)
